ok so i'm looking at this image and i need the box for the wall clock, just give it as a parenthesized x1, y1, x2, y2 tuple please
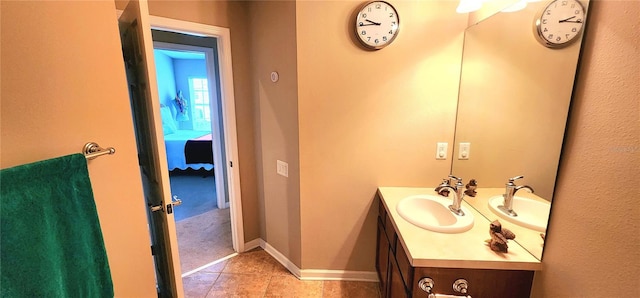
(354, 1, 400, 50)
(534, 0, 586, 48)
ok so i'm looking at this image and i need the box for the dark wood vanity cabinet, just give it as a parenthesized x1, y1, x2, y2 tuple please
(376, 199, 535, 298)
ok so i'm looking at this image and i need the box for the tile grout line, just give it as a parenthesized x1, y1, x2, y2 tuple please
(261, 263, 277, 298)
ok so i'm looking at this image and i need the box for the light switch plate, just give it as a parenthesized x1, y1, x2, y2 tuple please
(436, 142, 448, 160)
(458, 142, 471, 160)
(277, 160, 288, 177)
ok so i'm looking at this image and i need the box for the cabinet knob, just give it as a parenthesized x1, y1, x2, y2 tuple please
(453, 278, 469, 294)
(418, 277, 435, 293)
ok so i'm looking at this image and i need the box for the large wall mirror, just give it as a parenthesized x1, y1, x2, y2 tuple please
(451, 0, 590, 260)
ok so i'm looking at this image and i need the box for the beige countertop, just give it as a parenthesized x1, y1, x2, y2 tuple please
(378, 187, 542, 271)
(463, 188, 548, 260)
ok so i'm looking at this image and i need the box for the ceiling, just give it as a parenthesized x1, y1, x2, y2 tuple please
(154, 49, 205, 60)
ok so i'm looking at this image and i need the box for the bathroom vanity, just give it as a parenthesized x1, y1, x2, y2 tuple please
(376, 187, 541, 297)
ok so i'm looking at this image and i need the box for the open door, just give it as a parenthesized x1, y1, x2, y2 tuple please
(118, 0, 184, 297)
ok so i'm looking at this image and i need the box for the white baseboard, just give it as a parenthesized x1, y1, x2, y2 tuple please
(299, 269, 379, 282)
(260, 239, 303, 278)
(243, 238, 379, 282)
(243, 238, 261, 251)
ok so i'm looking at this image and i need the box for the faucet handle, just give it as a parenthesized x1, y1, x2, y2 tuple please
(448, 175, 463, 185)
(507, 175, 524, 184)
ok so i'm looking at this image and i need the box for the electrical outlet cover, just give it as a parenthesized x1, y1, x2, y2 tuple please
(436, 142, 448, 160)
(459, 142, 470, 160)
(277, 160, 288, 177)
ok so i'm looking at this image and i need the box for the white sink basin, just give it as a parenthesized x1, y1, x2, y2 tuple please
(396, 195, 474, 233)
(488, 195, 550, 232)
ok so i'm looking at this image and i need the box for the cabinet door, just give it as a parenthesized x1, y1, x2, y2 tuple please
(376, 219, 390, 297)
(389, 254, 409, 298)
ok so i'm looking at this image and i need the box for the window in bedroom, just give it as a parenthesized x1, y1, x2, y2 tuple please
(188, 77, 211, 131)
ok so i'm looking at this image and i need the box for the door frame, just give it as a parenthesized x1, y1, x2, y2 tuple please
(148, 16, 245, 253)
(153, 42, 228, 210)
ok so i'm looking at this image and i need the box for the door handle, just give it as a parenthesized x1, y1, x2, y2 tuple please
(150, 204, 163, 212)
(149, 196, 182, 214)
(171, 195, 182, 207)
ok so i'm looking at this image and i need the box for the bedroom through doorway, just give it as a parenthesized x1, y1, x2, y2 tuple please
(152, 38, 234, 277)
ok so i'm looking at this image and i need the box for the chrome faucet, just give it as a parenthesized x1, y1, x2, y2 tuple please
(498, 175, 534, 217)
(435, 175, 466, 216)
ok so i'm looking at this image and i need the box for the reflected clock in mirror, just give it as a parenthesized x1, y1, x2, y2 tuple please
(535, 0, 586, 48)
(451, 0, 590, 260)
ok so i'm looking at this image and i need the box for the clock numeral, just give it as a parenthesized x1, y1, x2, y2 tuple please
(375, 39, 380, 44)
(548, 34, 554, 39)
(389, 30, 393, 34)
(575, 9, 580, 14)
(565, 34, 570, 39)
(361, 30, 367, 35)
(375, 4, 381, 9)
(561, 1, 568, 6)
(556, 36, 562, 41)
(362, 13, 367, 18)
(359, 22, 364, 26)
(367, 7, 372, 12)
(572, 27, 577, 32)
(389, 13, 394, 17)
(367, 37, 371, 41)
(543, 28, 548, 32)
(576, 18, 583, 22)
(546, 10, 551, 15)
(542, 19, 548, 24)
(383, 36, 388, 41)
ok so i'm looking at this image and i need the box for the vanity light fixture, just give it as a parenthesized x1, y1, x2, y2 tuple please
(501, 0, 528, 12)
(457, 0, 544, 14)
(456, 0, 484, 13)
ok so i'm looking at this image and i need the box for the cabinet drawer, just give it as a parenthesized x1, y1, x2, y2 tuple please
(411, 267, 534, 297)
(378, 197, 387, 223)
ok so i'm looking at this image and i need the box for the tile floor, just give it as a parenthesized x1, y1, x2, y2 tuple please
(182, 248, 381, 298)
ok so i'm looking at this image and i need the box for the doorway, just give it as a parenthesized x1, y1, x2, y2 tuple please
(146, 14, 246, 289)
(118, 4, 245, 295)
(151, 42, 235, 275)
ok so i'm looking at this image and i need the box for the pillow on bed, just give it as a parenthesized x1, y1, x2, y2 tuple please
(160, 107, 177, 135)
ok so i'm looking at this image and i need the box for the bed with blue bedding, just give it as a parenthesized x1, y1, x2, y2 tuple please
(160, 106, 213, 171)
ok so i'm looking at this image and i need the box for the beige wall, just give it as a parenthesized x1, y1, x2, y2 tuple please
(296, 0, 467, 270)
(5, 1, 636, 294)
(114, 0, 262, 242)
(0, 1, 157, 296)
(248, 1, 302, 266)
(531, 1, 640, 296)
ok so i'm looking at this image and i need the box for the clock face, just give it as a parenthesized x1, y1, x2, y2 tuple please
(355, 1, 400, 50)
(535, 0, 586, 48)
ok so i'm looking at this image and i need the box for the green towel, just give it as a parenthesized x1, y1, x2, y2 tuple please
(1, 154, 114, 297)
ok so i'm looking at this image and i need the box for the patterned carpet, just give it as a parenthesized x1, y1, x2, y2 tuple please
(176, 208, 233, 274)
(169, 173, 233, 274)
(169, 173, 217, 221)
